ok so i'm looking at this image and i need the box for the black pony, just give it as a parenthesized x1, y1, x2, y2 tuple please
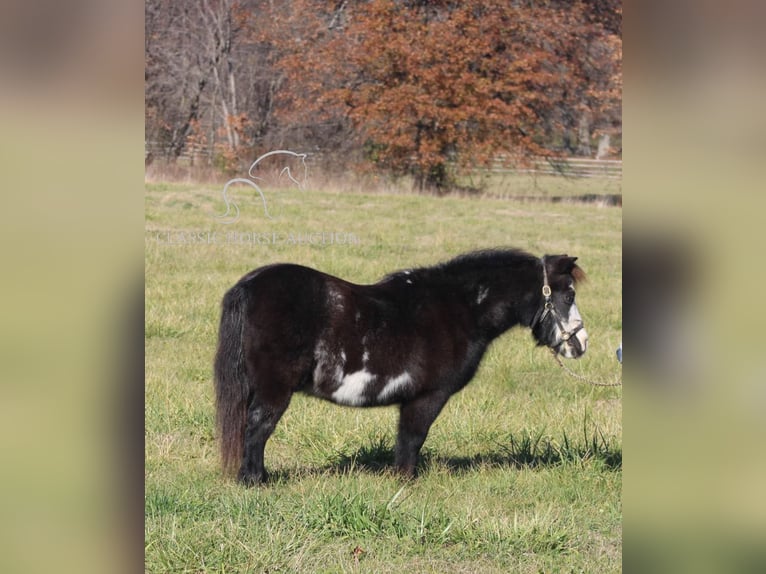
(215, 249, 587, 485)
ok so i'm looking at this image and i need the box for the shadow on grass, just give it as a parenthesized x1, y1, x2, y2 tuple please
(268, 432, 621, 483)
(268, 437, 396, 483)
(435, 442, 623, 474)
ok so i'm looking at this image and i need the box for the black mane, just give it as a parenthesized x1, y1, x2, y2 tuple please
(382, 248, 539, 285)
(436, 248, 539, 275)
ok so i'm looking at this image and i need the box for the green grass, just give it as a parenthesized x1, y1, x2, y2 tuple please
(145, 179, 622, 572)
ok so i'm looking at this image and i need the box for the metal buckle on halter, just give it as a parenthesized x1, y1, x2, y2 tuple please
(542, 285, 553, 314)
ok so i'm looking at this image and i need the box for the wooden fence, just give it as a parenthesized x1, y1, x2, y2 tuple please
(145, 142, 621, 180)
(487, 157, 622, 179)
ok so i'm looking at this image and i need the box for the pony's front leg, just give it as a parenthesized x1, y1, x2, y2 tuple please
(394, 391, 451, 478)
(238, 395, 290, 486)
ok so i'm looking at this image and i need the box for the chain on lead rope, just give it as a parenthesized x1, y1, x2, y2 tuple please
(549, 348, 622, 387)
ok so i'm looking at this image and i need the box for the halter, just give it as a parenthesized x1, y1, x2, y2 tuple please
(534, 258, 621, 387)
(531, 257, 584, 350)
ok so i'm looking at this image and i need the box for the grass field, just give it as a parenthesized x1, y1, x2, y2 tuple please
(145, 177, 622, 573)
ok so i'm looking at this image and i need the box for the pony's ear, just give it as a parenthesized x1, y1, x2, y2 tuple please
(551, 255, 587, 284)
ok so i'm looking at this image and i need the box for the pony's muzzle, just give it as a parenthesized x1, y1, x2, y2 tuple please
(559, 327, 588, 359)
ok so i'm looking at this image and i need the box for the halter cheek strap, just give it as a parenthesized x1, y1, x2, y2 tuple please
(540, 258, 553, 323)
(531, 257, 552, 329)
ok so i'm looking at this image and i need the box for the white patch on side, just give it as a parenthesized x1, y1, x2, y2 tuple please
(332, 369, 376, 406)
(476, 286, 489, 304)
(362, 350, 370, 364)
(377, 372, 413, 402)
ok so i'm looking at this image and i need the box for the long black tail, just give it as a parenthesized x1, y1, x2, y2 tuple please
(214, 283, 249, 476)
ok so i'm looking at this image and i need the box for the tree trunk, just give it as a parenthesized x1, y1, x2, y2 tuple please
(171, 76, 207, 159)
(577, 112, 592, 157)
(413, 163, 449, 194)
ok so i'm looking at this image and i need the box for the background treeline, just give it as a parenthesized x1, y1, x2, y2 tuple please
(145, 0, 621, 190)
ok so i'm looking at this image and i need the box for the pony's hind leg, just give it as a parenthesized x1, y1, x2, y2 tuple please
(394, 391, 451, 478)
(238, 395, 291, 486)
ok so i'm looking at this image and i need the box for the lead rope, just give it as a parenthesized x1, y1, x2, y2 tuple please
(548, 348, 622, 387)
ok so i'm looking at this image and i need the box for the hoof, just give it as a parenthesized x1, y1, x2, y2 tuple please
(394, 464, 417, 481)
(237, 469, 268, 487)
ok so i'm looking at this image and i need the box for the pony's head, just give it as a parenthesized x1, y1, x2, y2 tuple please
(531, 255, 588, 359)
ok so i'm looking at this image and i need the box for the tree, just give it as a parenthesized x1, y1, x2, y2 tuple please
(145, 1, 211, 158)
(145, 0, 621, 183)
(145, 0, 285, 168)
(277, 0, 622, 191)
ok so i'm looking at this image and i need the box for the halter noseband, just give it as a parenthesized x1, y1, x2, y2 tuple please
(531, 257, 584, 349)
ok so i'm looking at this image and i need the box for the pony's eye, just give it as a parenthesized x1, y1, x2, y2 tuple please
(564, 292, 575, 305)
